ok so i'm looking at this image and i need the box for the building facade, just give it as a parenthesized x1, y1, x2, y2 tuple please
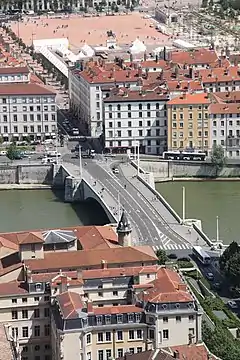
(167, 92, 210, 152)
(104, 87, 169, 155)
(0, 67, 30, 84)
(0, 83, 57, 142)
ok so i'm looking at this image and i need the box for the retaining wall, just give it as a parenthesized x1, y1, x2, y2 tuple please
(0, 164, 52, 184)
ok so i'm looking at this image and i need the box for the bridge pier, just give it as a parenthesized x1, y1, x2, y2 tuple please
(64, 176, 83, 202)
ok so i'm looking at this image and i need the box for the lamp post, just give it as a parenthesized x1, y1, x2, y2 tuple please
(216, 215, 219, 243)
(79, 145, 82, 178)
(118, 192, 121, 221)
(137, 141, 140, 177)
(182, 186, 186, 224)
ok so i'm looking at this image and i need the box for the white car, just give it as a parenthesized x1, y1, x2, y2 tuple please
(227, 300, 238, 309)
(112, 168, 119, 174)
(206, 272, 214, 281)
(0, 151, 6, 156)
(41, 158, 57, 164)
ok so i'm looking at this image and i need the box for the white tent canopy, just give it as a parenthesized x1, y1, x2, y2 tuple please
(130, 38, 146, 54)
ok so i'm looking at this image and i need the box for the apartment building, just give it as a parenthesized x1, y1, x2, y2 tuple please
(103, 86, 169, 155)
(0, 67, 30, 84)
(167, 92, 211, 152)
(0, 83, 57, 142)
(68, 60, 167, 137)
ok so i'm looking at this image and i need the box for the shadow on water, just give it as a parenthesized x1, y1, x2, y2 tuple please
(51, 188, 110, 226)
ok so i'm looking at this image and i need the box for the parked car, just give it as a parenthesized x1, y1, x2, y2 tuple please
(0, 151, 6, 156)
(227, 300, 238, 309)
(206, 272, 214, 281)
(213, 282, 221, 290)
(168, 253, 178, 260)
(112, 168, 119, 174)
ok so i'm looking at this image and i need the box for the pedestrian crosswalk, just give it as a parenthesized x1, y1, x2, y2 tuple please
(153, 243, 192, 251)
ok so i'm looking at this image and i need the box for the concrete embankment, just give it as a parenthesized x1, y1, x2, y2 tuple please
(0, 164, 53, 184)
(140, 160, 240, 180)
(0, 184, 52, 190)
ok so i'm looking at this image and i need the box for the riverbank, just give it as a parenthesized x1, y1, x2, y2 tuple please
(155, 177, 240, 183)
(0, 184, 52, 190)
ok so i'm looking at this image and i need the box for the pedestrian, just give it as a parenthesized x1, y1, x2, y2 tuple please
(124, 184, 126, 189)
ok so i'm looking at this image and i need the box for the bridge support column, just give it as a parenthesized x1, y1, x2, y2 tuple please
(64, 176, 83, 202)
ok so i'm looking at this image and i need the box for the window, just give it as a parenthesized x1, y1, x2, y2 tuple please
(189, 328, 195, 336)
(113, 291, 118, 296)
(163, 316, 168, 323)
(96, 316, 102, 325)
(176, 316, 181, 323)
(44, 296, 49, 302)
(98, 350, 104, 360)
(137, 330, 142, 339)
(45, 344, 51, 350)
(105, 315, 111, 324)
(139, 111, 142, 118)
(129, 330, 134, 340)
(97, 333, 103, 342)
(22, 346, 28, 353)
(106, 349, 112, 360)
(44, 324, 50, 336)
(12, 327, 18, 338)
(34, 326, 40, 337)
(128, 112, 131, 118)
(128, 104, 131, 111)
(117, 330, 123, 341)
(22, 310, 28, 319)
(44, 308, 49, 317)
(136, 313, 141, 322)
(189, 315, 194, 322)
(118, 349, 123, 357)
(129, 348, 135, 354)
(12, 311, 18, 319)
(87, 352, 91, 360)
(12, 299, 17, 304)
(137, 347, 142, 353)
(35, 345, 40, 351)
(98, 292, 103, 297)
(106, 332, 111, 342)
(22, 298, 27, 303)
(163, 329, 169, 339)
(86, 333, 91, 344)
(22, 327, 28, 338)
(117, 314, 123, 323)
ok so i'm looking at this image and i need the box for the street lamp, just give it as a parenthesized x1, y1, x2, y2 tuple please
(216, 215, 219, 243)
(79, 145, 82, 178)
(182, 186, 186, 224)
(137, 141, 140, 177)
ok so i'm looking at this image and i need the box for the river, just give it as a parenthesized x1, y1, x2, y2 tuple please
(156, 181, 240, 244)
(0, 189, 109, 233)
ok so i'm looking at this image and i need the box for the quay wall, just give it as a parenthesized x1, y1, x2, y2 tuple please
(0, 164, 53, 185)
(140, 160, 240, 180)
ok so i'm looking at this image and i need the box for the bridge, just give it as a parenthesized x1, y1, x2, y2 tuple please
(52, 157, 214, 252)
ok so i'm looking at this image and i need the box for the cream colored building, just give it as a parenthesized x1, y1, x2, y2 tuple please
(167, 92, 211, 152)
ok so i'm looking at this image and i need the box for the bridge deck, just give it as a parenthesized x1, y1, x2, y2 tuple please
(62, 159, 208, 251)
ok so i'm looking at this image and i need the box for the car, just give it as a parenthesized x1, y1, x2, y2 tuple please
(41, 158, 57, 164)
(206, 272, 214, 281)
(227, 300, 238, 309)
(0, 151, 6, 156)
(213, 282, 221, 290)
(168, 253, 178, 260)
(113, 168, 119, 174)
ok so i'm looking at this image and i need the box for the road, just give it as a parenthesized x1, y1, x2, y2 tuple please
(62, 153, 207, 251)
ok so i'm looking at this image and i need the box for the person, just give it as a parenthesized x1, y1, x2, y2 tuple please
(124, 184, 126, 189)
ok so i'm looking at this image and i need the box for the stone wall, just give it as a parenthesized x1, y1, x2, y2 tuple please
(140, 160, 240, 179)
(0, 164, 52, 184)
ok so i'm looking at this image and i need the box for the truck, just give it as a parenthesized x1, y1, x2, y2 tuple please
(81, 149, 95, 159)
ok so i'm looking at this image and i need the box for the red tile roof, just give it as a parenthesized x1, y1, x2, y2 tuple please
(0, 280, 28, 296)
(166, 80, 203, 92)
(199, 65, 240, 83)
(167, 92, 210, 105)
(25, 246, 158, 272)
(93, 304, 143, 315)
(18, 232, 44, 245)
(75, 225, 119, 250)
(0, 83, 55, 96)
(141, 267, 193, 303)
(77, 67, 140, 84)
(212, 91, 240, 103)
(170, 48, 218, 66)
(56, 291, 84, 319)
(208, 103, 240, 114)
(0, 66, 29, 74)
(170, 343, 221, 360)
(104, 86, 169, 102)
(0, 236, 18, 251)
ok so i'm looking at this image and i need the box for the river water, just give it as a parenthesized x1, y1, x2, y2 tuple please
(0, 190, 109, 233)
(156, 181, 240, 244)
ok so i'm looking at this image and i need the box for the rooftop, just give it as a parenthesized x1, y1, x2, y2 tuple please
(167, 92, 211, 105)
(25, 246, 157, 272)
(104, 86, 169, 102)
(141, 267, 193, 303)
(208, 103, 240, 114)
(0, 66, 29, 75)
(170, 48, 218, 66)
(0, 83, 55, 96)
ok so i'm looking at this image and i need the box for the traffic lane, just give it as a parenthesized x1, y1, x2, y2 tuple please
(105, 178, 160, 245)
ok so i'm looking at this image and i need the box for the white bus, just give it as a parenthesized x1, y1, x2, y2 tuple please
(162, 151, 206, 161)
(192, 246, 211, 265)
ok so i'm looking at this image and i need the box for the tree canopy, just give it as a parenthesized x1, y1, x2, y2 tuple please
(155, 249, 168, 265)
(211, 144, 225, 176)
(219, 241, 240, 286)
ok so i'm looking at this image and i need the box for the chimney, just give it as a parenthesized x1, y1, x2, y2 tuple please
(138, 67, 142, 78)
(182, 92, 186, 99)
(59, 275, 68, 294)
(25, 266, 32, 283)
(218, 58, 222, 68)
(87, 300, 94, 313)
(173, 350, 179, 359)
(178, 283, 187, 291)
(126, 70, 130, 78)
(144, 51, 147, 61)
(77, 268, 82, 280)
(155, 54, 159, 63)
(189, 66, 193, 79)
(101, 260, 107, 269)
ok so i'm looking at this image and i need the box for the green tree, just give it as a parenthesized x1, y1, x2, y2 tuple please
(219, 241, 239, 270)
(6, 144, 18, 160)
(201, 0, 208, 7)
(225, 252, 240, 286)
(156, 249, 168, 264)
(211, 144, 225, 177)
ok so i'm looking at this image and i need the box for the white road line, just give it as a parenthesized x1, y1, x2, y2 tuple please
(163, 238, 171, 246)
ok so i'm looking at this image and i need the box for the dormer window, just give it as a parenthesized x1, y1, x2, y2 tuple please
(105, 315, 111, 324)
(136, 313, 141, 322)
(128, 313, 134, 322)
(117, 314, 123, 324)
(96, 316, 102, 325)
(35, 283, 42, 292)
